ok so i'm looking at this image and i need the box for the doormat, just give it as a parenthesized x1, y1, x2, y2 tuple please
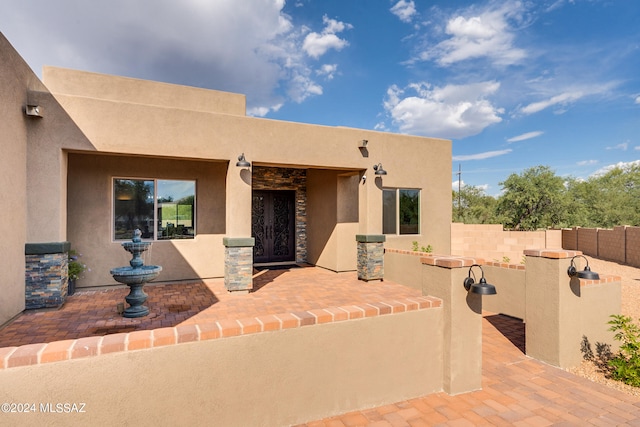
(254, 264, 301, 271)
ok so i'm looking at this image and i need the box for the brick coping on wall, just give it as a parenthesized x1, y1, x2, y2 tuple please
(0, 296, 442, 370)
(386, 248, 620, 287)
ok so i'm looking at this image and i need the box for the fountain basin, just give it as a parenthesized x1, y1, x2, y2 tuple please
(110, 265, 162, 285)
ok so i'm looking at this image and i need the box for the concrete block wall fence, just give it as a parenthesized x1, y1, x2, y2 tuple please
(562, 226, 640, 268)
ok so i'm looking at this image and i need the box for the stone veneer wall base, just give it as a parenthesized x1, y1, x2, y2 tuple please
(25, 242, 71, 309)
(356, 235, 385, 281)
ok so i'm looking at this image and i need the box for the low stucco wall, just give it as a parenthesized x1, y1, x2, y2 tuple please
(482, 263, 526, 320)
(383, 249, 427, 291)
(0, 298, 443, 426)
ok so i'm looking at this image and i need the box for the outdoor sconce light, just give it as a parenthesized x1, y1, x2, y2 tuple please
(236, 153, 251, 168)
(359, 139, 368, 148)
(25, 104, 43, 118)
(463, 264, 497, 295)
(373, 163, 387, 175)
(567, 255, 600, 280)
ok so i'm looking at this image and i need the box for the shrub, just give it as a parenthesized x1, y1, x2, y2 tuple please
(411, 241, 433, 253)
(608, 314, 640, 387)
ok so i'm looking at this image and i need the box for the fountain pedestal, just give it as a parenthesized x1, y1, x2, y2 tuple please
(110, 229, 162, 318)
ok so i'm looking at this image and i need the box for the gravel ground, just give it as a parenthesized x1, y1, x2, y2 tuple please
(566, 256, 640, 397)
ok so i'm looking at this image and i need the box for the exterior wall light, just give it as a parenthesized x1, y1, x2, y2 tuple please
(567, 255, 600, 280)
(25, 104, 43, 118)
(463, 264, 497, 295)
(373, 163, 387, 175)
(236, 153, 251, 168)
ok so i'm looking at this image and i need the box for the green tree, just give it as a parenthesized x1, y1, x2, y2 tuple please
(452, 185, 498, 224)
(496, 166, 568, 230)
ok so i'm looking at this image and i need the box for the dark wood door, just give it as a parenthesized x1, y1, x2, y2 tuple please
(252, 190, 296, 263)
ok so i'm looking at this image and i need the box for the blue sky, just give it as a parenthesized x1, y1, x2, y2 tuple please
(2, 0, 638, 195)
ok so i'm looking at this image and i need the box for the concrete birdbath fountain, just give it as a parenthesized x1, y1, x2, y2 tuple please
(110, 229, 162, 318)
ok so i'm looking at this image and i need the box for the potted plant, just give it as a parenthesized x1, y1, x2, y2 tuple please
(68, 249, 87, 295)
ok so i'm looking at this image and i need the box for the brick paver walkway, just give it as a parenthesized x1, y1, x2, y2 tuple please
(3, 266, 640, 425)
(303, 314, 640, 426)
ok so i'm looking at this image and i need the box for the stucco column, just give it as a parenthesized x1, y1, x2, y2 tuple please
(421, 256, 484, 395)
(225, 163, 252, 237)
(223, 162, 254, 292)
(524, 249, 621, 368)
(524, 249, 584, 368)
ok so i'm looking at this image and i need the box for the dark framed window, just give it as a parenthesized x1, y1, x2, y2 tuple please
(382, 188, 420, 235)
(113, 178, 195, 240)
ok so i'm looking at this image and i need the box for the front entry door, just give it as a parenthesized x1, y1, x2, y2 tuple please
(252, 190, 296, 263)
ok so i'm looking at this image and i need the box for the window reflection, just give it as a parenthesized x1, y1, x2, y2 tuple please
(113, 178, 195, 240)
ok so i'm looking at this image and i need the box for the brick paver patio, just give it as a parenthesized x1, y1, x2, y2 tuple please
(2, 265, 640, 425)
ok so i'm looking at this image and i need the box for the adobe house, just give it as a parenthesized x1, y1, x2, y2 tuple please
(0, 32, 452, 324)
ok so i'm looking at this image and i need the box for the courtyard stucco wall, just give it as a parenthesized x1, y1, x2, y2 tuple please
(0, 307, 443, 427)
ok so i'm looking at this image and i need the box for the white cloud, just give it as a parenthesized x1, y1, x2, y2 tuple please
(592, 160, 640, 177)
(606, 142, 629, 151)
(507, 131, 543, 142)
(577, 160, 598, 166)
(0, 0, 346, 117)
(453, 149, 512, 161)
(635, 95, 640, 104)
(384, 81, 503, 139)
(390, 0, 417, 23)
(636, 146, 640, 151)
(519, 91, 584, 115)
(424, 1, 527, 67)
(302, 15, 352, 59)
(452, 179, 465, 190)
(316, 64, 338, 80)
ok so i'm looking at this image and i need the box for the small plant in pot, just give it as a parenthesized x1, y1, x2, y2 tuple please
(68, 249, 88, 295)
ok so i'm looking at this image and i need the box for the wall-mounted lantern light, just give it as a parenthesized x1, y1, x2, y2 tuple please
(373, 163, 387, 175)
(25, 104, 43, 118)
(463, 264, 497, 295)
(236, 153, 251, 168)
(567, 255, 600, 280)
(358, 139, 368, 148)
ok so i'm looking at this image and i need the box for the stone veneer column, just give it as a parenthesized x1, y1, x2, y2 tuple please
(25, 242, 70, 309)
(355, 235, 385, 281)
(524, 249, 621, 369)
(223, 237, 255, 293)
(421, 255, 485, 395)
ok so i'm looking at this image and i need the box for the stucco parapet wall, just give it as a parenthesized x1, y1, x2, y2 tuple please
(523, 249, 582, 259)
(420, 255, 485, 269)
(0, 296, 441, 370)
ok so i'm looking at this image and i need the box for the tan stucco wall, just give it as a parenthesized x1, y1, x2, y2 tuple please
(0, 33, 34, 324)
(481, 264, 526, 320)
(67, 153, 228, 287)
(39, 67, 451, 276)
(383, 251, 425, 291)
(307, 170, 359, 271)
(0, 309, 443, 426)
